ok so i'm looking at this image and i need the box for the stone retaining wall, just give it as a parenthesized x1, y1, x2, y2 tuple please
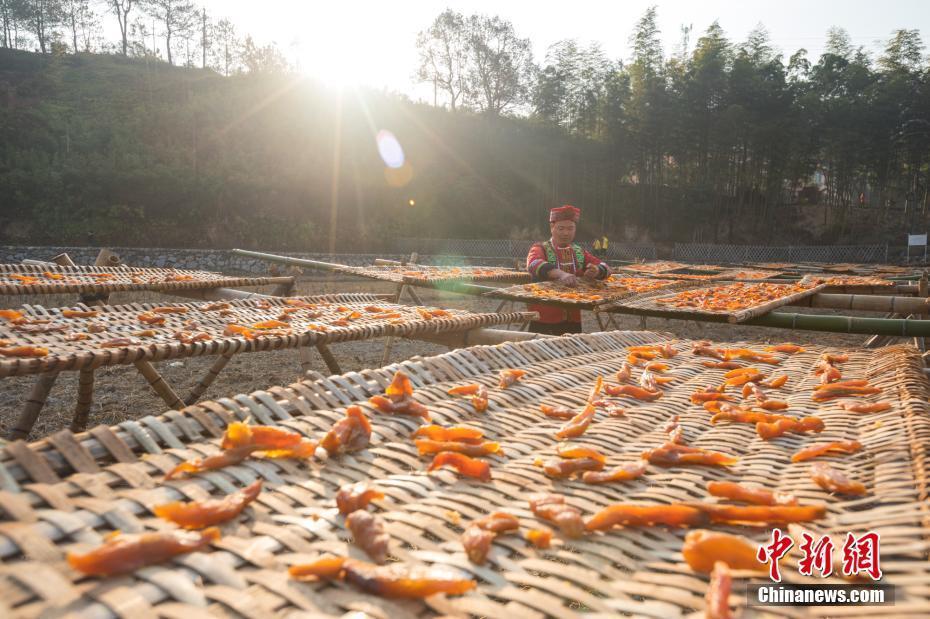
(0, 247, 519, 274)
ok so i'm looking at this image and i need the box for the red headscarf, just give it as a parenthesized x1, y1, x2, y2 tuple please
(549, 205, 580, 223)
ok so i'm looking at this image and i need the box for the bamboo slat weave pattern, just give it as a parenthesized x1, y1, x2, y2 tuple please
(615, 261, 689, 274)
(606, 282, 827, 323)
(0, 264, 284, 296)
(330, 264, 531, 285)
(0, 332, 927, 617)
(0, 294, 534, 377)
(715, 269, 785, 281)
(804, 275, 897, 291)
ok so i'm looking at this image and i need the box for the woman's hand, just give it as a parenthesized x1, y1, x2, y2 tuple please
(550, 269, 578, 287)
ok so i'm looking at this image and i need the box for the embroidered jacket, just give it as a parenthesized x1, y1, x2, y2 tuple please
(526, 240, 609, 324)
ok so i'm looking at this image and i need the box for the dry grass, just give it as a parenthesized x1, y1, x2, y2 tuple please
(0, 274, 871, 440)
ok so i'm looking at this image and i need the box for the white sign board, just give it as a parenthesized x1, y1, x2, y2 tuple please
(908, 234, 927, 246)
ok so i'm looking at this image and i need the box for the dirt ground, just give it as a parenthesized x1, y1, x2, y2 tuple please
(0, 275, 877, 440)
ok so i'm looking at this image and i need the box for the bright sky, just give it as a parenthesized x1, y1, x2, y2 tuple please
(184, 1, 929, 98)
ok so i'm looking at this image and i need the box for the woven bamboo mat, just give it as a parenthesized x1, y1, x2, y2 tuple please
(0, 264, 283, 296)
(0, 294, 534, 377)
(868, 265, 915, 276)
(606, 282, 827, 323)
(717, 269, 786, 281)
(0, 332, 927, 617)
(486, 277, 691, 310)
(615, 261, 689, 274)
(747, 263, 800, 271)
(330, 264, 530, 285)
(805, 276, 897, 292)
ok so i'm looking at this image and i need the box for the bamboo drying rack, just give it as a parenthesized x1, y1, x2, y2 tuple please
(0, 264, 292, 296)
(0, 331, 927, 617)
(484, 278, 694, 311)
(1, 294, 533, 440)
(605, 282, 828, 323)
(231, 248, 930, 339)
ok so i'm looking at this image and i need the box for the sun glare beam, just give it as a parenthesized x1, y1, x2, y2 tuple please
(292, 5, 395, 89)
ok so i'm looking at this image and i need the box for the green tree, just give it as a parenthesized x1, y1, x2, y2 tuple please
(416, 9, 469, 110)
(1, 0, 28, 48)
(465, 14, 535, 115)
(210, 17, 238, 76)
(63, 0, 93, 52)
(107, 0, 135, 56)
(239, 35, 288, 74)
(22, 0, 63, 53)
(145, 0, 194, 65)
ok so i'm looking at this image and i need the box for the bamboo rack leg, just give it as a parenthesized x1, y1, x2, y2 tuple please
(70, 368, 95, 433)
(298, 346, 315, 376)
(493, 299, 522, 330)
(90, 248, 119, 305)
(595, 312, 607, 331)
(380, 280, 407, 365)
(315, 342, 342, 376)
(9, 372, 59, 440)
(133, 361, 185, 410)
(380, 335, 397, 366)
(270, 276, 296, 297)
(185, 351, 234, 405)
(404, 285, 425, 306)
(606, 313, 620, 330)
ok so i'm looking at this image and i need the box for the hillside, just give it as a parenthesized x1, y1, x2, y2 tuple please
(0, 49, 630, 251)
(1, 46, 927, 251)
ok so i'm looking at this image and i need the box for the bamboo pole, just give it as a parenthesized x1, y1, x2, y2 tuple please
(231, 249, 349, 273)
(789, 293, 930, 314)
(8, 372, 59, 440)
(51, 253, 76, 266)
(164, 280, 299, 302)
(315, 342, 342, 375)
(747, 312, 930, 336)
(91, 249, 118, 305)
(133, 360, 185, 410)
(70, 368, 95, 432)
(184, 351, 234, 405)
(381, 253, 418, 364)
(298, 346, 316, 376)
(271, 277, 296, 297)
(406, 327, 552, 348)
(94, 248, 121, 267)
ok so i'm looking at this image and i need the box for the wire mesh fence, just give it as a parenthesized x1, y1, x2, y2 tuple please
(673, 243, 888, 264)
(396, 238, 657, 261)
